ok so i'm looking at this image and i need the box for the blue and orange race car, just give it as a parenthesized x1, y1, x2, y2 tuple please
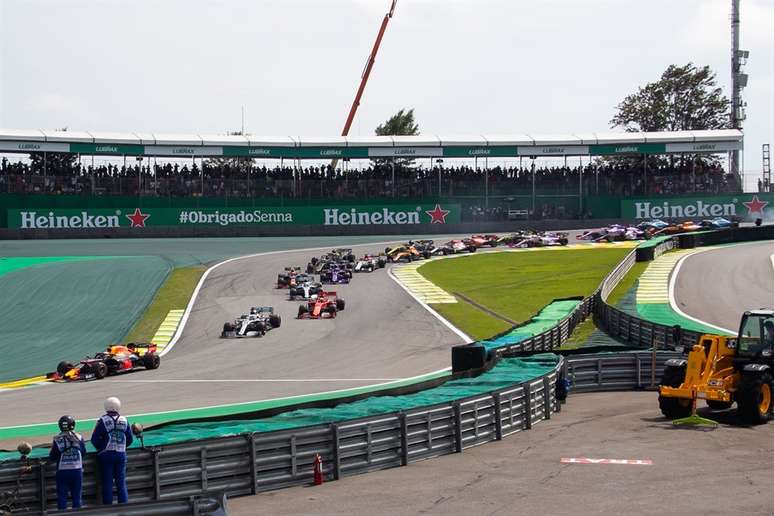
(48, 343, 160, 381)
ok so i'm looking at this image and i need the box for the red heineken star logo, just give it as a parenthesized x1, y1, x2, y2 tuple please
(126, 208, 150, 228)
(743, 195, 769, 216)
(425, 204, 450, 224)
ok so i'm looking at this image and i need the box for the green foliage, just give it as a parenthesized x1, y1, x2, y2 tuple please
(611, 63, 730, 132)
(375, 108, 419, 136)
(375, 108, 420, 168)
(421, 248, 631, 341)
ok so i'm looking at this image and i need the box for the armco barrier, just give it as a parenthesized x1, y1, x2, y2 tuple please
(567, 351, 682, 392)
(594, 226, 774, 350)
(0, 368, 561, 514)
(593, 235, 699, 350)
(0, 236, 702, 514)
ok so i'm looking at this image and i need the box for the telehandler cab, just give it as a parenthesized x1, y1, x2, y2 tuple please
(658, 310, 774, 424)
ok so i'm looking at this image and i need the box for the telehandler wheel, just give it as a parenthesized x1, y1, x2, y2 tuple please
(737, 371, 773, 425)
(706, 400, 733, 411)
(658, 365, 691, 419)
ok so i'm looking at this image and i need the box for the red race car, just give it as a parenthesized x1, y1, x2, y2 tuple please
(48, 343, 160, 381)
(297, 290, 346, 319)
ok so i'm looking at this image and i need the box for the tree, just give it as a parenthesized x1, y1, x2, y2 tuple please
(374, 108, 420, 168)
(375, 108, 420, 136)
(611, 63, 730, 132)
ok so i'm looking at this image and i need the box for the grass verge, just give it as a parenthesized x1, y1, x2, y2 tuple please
(124, 265, 206, 342)
(420, 248, 632, 341)
(606, 260, 648, 306)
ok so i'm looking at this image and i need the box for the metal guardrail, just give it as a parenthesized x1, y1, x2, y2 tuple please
(1, 235, 704, 514)
(0, 368, 561, 515)
(566, 351, 683, 392)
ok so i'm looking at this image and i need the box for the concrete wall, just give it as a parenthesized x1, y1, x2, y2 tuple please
(0, 219, 628, 240)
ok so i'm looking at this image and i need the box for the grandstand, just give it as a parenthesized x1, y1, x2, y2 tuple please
(0, 129, 743, 221)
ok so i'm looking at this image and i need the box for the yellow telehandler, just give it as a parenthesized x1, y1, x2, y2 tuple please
(658, 310, 774, 425)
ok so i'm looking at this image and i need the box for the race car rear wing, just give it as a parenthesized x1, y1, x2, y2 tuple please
(126, 342, 157, 355)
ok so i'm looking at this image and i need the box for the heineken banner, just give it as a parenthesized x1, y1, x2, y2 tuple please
(8, 203, 460, 229)
(622, 194, 774, 222)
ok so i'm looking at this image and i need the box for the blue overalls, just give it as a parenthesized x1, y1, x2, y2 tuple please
(48, 432, 86, 510)
(91, 412, 133, 504)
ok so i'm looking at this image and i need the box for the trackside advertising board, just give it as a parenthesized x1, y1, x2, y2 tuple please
(7, 203, 460, 229)
(622, 194, 774, 222)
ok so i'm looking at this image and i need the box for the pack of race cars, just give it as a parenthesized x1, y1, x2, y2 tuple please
(577, 217, 738, 242)
(47, 218, 741, 381)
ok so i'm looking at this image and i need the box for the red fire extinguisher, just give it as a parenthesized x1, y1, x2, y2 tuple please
(313, 453, 323, 485)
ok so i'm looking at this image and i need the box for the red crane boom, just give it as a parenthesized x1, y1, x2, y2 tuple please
(340, 0, 397, 139)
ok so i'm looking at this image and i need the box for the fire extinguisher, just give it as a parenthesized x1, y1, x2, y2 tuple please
(313, 453, 323, 485)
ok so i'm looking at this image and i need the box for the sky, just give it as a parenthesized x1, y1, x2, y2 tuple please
(0, 0, 772, 188)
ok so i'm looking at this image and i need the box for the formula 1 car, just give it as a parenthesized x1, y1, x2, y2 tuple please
(467, 235, 500, 248)
(636, 219, 670, 234)
(320, 263, 352, 284)
(431, 239, 477, 255)
(385, 243, 428, 262)
(222, 307, 281, 338)
(289, 280, 324, 300)
(49, 343, 160, 381)
(577, 225, 644, 242)
(297, 291, 346, 319)
(354, 254, 387, 272)
(700, 217, 739, 229)
(411, 240, 436, 256)
(330, 248, 356, 262)
(508, 231, 569, 248)
(277, 267, 305, 288)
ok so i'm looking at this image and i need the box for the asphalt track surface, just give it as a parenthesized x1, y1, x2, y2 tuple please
(673, 241, 774, 331)
(0, 238, 477, 438)
(231, 391, 774, 516)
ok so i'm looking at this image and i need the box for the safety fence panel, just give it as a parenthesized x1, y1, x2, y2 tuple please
(0, 348, 698, 515)
(566, 351, 683, 392)
(335, 415, 403, 477)
(251, 426, 332, 493)
(0, 367, 563, 514)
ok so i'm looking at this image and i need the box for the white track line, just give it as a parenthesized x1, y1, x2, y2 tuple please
(388, 264, 473, 344)
(668, 249, 736, 335)
(113, 378, 400, 383)
(161, 238, 458, 357)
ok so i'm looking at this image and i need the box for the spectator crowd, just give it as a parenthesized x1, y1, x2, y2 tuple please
(0, 156, 737, 201)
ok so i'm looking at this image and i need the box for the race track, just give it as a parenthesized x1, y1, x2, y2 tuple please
(0, 240, 466, 435)
(673, 241, 774, 331)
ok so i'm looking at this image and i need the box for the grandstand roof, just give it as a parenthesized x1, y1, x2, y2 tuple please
(0, 129, 743, 158)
